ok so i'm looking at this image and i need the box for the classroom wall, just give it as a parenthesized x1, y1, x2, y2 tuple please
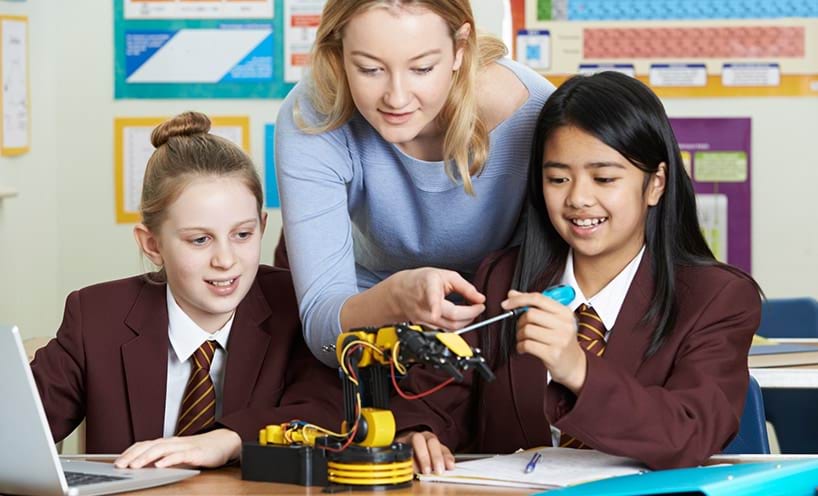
(51, 1, 285, 345)
(1, 1, 817, 345)
(0, 2, 60, 340)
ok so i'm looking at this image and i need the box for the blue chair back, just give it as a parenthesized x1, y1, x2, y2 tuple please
(753, 297, 818, 453)
(757, 298, 818, 339)
(723, 376, 770, 454)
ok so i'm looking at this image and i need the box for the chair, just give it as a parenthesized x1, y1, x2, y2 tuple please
(754, 297, 818, 453)
(723, 376, 770, 454)
(756, 297, 818, 339)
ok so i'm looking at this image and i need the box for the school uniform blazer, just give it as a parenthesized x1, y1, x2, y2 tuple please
(393, 248, 761, 469)
(30, 265, 343, 454)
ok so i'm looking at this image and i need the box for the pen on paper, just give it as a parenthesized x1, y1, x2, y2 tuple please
(524, 452, 542, 474)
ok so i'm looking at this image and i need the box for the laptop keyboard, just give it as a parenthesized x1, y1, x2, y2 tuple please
(65, 471, 129, 487)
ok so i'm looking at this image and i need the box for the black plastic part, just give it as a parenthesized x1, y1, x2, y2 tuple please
(317, 439, 412, 464)
(240, 442, 328, 486)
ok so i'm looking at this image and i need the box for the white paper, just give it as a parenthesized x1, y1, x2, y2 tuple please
(695, 194, 728, 263)
(124, 0, 274, 20)
(284, 0, 325, 82)
(418, 447, 646, 489)
(722, 63, 781, 87)
(122, 124, 245, 214)
(126, 28, 271, 83)
(516, 29, 550, 70)
(1, 18, 28, 150)
(649, 64, 707, 87)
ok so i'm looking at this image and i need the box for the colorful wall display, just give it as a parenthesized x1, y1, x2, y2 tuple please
(520, 0, 818, 97)
(670, 118, 752, 272)
(115, 0, 292, 98)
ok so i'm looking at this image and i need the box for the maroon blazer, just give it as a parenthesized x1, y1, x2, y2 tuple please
(31, 265, 342, 454)
(393, 248, 761, 469)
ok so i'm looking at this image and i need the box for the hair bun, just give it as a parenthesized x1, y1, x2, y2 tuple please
(151, 111, 212, 148)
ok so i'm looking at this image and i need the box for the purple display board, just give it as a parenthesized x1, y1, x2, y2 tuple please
(670, 118, 752, 273)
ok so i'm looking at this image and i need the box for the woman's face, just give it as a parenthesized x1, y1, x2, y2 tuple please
(342, 6, 466, 152)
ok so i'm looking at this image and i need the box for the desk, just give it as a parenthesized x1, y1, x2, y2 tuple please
(750, 339, 818, 389)
(750, 367, 818, 388)
(125, 467, 530, 495)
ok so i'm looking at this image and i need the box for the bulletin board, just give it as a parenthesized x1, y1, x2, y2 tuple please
(671, 118, 752, 272)
(114, 0, 292, 98)
(517, 0, 818, 97)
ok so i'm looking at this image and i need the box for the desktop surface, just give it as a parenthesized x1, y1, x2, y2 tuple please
(122, 467, 530, 495)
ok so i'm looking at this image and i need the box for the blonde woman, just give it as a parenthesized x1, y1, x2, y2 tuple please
(276, 0, 554, 365)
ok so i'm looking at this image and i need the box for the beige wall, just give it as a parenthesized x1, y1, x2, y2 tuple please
(0, 1, 59, 340)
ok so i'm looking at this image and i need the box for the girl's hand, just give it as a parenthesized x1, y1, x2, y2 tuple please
(502, 290, 587, 393)
(395, 431, 455, 475)
(389, 268, 485, 331)
(114, 429, 241, 469)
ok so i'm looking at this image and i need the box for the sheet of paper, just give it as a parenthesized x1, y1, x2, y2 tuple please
(124, 0, 273, 20)
(418, 447, 646, 489)
(1, 17, 29, 154)
(284, 0, 325, 82)
(115, 117, 249, 223)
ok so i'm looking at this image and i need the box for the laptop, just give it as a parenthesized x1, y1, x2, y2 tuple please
(0, 325, 199, 496)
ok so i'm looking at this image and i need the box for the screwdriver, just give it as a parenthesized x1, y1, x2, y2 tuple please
(454, 284, 576, 335)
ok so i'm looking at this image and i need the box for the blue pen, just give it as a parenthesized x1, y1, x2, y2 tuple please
(455, 284, 576, 335)
(524, 452, 542, 474)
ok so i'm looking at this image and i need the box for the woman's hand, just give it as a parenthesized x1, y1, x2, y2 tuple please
(503, 290, 587, 393)
(389, 268, 485, 331)
(395, 431, 455, 475)
(114, 429, 242, 469)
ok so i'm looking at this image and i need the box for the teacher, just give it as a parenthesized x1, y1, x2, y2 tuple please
(275, 0, 554, 365)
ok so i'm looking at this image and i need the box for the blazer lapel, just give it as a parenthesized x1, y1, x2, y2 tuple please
(222, 279, 272, 415)
(604, 255, 656, 377)
(122, 281, 170, 442)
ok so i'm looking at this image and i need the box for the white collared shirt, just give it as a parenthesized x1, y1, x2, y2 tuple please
(163, 286, 233, 438)
(559, 246, 646, 335)
(548, 246, 645, 446)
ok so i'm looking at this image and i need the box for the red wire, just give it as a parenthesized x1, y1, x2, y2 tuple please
(322, 344, 363, 453)
(390, 360, 455, 400)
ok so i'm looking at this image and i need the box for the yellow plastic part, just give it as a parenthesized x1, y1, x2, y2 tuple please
(435, 332, 473, 357)
(263, 425, 285, 445)
(335, 324, 426, 367)
(327, 460, 414, 486)
(287, 426, 318, 446)
(359, 408, 395, 448)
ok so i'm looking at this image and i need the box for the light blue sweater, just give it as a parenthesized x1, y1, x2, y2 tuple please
(275, 58, 554, 365)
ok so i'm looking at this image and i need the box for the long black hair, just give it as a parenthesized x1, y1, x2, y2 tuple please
(496, 71, 760, 361)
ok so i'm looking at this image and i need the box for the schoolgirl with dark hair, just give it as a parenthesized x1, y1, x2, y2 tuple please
(396, 72, 762, 472)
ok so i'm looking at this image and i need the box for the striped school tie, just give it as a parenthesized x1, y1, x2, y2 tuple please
(559, 304, 607, 449)
(175, 341, 218, 436)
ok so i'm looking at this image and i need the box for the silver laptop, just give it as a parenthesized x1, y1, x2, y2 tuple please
(0, 325, 199, 496)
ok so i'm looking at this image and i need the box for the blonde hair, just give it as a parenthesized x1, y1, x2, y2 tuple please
(140, 111, 263, 281)
(301, 0, 507, 195)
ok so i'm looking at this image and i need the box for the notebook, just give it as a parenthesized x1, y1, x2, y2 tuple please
(417, 447, 646, 490)
(0, 324, 199, 496)
(748, 343, 818, 368)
